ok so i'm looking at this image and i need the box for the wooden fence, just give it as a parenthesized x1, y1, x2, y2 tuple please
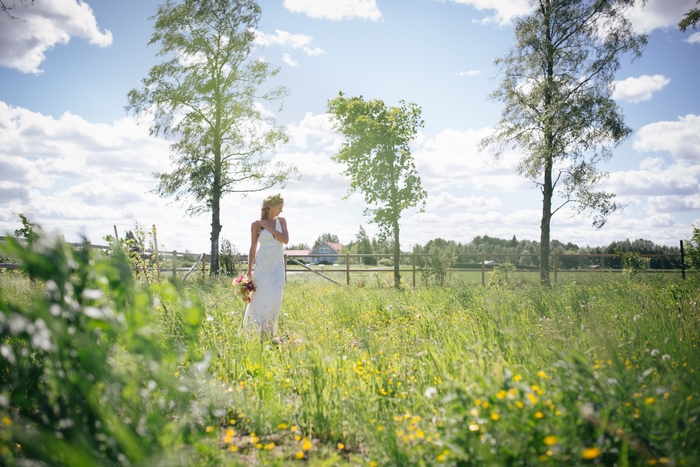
(1, 235, 691, 286)
(282, 252, 689, 287)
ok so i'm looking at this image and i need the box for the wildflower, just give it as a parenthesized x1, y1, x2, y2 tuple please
(278, 423, 288, 429)
(582, 447, 601, 459)
(229, 445, 238, 452)
(205, 426, 215, 433)
(513, 374, 522, 381)
(370, 462, 378, 467)
(490, 413, 500, 421)
(469, 423, 479, 431)
(295, 451, 304, 459)
(264, 442, 275, 450)
(515, 401, 524, 409)
(544, 435, 557, 446)
(535, 411, 544, 419)
(337, 443, 345, 450)
(537, 370, 548, 378)
(651, 349, 659, 357)
(662, 354, 671, 361)
(425, 386, 438, 398)
(302, 438, 312, 451)
(645, 397, 656, 405)
(496, 390, 506, 399)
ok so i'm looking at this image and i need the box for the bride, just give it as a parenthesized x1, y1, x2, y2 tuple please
(244, 194, 289, 334)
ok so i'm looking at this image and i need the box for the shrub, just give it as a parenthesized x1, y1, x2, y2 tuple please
(0, 229, 208, 465)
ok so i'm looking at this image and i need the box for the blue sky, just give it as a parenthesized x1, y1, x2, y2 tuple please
(1, 0, 699, 255)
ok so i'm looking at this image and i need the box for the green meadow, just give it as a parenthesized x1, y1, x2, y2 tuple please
(1, 236, 699, 466)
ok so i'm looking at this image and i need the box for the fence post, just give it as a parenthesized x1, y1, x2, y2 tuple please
(412, 253, 416, 289)
(481, 253, 485, 287)
(346, 253, 350, 285)
(172, 250, 177, 278)
(202, 253, 207, 277)
(152, 224, 161, 279)
(681, 240, 686, 280)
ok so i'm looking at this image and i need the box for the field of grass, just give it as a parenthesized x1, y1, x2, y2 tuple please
(1, 236, 699, 466)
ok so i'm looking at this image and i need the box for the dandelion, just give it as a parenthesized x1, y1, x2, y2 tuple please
(337, 443, 345, 450)
(229, 445, 238, 452)
(205, 426, 215, 433)
(515, 401, 524, 409)
(295, 451, 304, 459)
(278, 423, 288, 429)
(490, 413, 500, 421)
(582, 447, 601, 459)
(544, 435, 557, 446)
(535, 411, 544, 419)
(469, 423, 479, 431)
(425, 386, 438, 398)
(645, 397, 656, 405)
(651, 349, 659, 357)
(302, 438, 312, 451)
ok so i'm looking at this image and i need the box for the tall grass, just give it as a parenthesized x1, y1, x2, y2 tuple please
(2, 235, 698, 466)
(178, 274, 700, 466)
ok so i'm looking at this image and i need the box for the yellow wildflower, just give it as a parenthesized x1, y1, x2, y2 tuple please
(543, 435, 557, 446)
(582, 447, 601, 459)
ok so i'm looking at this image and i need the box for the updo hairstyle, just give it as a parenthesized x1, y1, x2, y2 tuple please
(260, 193, 284, 220)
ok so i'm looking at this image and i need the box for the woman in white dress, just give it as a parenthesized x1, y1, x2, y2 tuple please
(244, 194, 289, 334)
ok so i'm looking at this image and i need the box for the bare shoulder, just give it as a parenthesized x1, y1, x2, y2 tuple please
(251, 220, 261, 230)
(277, 216, 287, 226)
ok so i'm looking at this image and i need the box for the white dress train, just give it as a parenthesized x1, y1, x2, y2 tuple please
(244, 218, 285, 333)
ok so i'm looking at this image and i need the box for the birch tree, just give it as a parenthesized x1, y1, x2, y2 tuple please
(126, 0, 295, 275)
(481, 0, 646, 284)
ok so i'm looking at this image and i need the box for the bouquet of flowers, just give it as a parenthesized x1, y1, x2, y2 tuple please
(232, 274, 256, 303)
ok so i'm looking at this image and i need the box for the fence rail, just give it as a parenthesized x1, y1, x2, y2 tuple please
(283, 252, 688, 287)
(2, 235, 690, 286)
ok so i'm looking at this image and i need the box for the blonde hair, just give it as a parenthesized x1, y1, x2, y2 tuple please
(260, 193, 284, 220)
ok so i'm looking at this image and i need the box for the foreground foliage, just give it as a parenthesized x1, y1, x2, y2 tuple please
(1, 233, 699, 466)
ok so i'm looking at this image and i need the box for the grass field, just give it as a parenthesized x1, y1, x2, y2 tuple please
(1, 238, 699, 466)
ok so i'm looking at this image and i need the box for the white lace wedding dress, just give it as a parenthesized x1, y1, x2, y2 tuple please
(244, 218, 285, 333)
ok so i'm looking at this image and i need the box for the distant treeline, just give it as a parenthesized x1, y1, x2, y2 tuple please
(339, 234, 682, 270)
(410, 236, 682, 270)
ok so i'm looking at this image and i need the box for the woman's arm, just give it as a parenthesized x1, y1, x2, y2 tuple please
(246, 221, 260, 276)
(260, 217, 289, 245)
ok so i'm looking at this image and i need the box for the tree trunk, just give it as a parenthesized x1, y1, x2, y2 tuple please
(540, 0, 553, 286)
(210, 199, 221, 276)
(540, 160, 552, 285)
(393, 221, 401, 288)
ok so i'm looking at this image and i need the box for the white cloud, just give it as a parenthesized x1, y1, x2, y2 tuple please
(633, 114, 700, 162)
(283, 0, 382, 21)
(607, 162, 700, 197)
(254, 29, 325, 56)
(612, 74, 670, 103)
(440, 0, 533, 25)
(282, 53, 298, 66)
(0, 0, 112, 74)
(414, 128, 530, 191)
(428, 192, 502, 211)
(456, 70, 481, 77)
(685, 32, 700, 44)
(285, 112, 342, 151)
(626, 0, 697, 33)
